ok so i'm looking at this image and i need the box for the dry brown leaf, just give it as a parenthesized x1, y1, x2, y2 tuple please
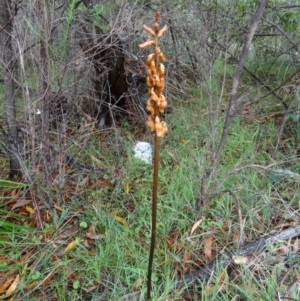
(203, 234, 214, 262)
(166, 233, 182, 253)
(19, 253, 31, 263)
(53, 203, 63, 212)
(92, 179, 111, 189)
(166, 237, 174, 249)
(0, 274, 20, 298)
(42, 268, 57, 289)
(232, 255, 248, 264)
(0, 275, 15, 293)
(183, 248, 191, 265)
(25, 281, 37, 290)
(0, 255, 9, 263)
(206, 271, 227, 294)
(231, 229, 240, 245)
(218, 271, 226, 290)
(190, 219, 202, 235)
(25, 205, 35, 215)
(11, 189, 20, 198)
(41, 228, 54, 242)
(78, 176, 89, 186)
(292, 238, 299, 253)
(113, 215, 129, 227)
(84, 280, 101, 294)
(274, 222, 296, 229)
(85, 233, 106, 240)
(222, 221, 229, 231)
(12, 199, 32, 209)
(125, 183, 131, 194)
(174, 261, 184, 274)
(82, 112, 93, 122)
(276, 245, 289, 255)
(64, 238, 82, 253)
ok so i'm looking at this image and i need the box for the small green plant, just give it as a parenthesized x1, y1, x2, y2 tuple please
(139, 12, 168, 300)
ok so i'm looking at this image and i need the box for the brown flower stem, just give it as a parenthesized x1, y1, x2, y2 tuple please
(147, 21, 160, 301)
(147, 15, 162, 301)
(147, 132, 160, 300)
(139, 12, 168, 300)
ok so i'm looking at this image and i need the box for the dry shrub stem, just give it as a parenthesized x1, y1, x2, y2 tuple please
(200, 0, 268, 204)
(242, 66, 300, 110)
(0, 1, 18, 33)
(272, 97, 296, 158)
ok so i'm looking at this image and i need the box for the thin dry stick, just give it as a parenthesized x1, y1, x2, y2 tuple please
(241, 66, 300, 110)
(0, 0, 18, 33)
(139, 12, 168, 300)
(200, 0, 268, 203)
(272, 97, 295, 158)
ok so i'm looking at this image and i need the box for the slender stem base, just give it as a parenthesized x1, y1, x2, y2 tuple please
(147, 133, 160, 300)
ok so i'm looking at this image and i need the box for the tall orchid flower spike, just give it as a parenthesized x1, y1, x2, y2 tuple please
(139, 12, 168, 300)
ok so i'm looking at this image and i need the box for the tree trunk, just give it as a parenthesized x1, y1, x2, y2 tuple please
(0, 0, 20, 177)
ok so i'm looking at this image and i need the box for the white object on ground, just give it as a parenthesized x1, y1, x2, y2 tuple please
(133, 142, 152, 164)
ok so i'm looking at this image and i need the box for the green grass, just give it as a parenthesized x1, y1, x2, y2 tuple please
(1, 63, 300, 300)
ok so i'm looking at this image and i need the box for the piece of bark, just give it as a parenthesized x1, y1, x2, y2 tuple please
(175, 225, 300, 289)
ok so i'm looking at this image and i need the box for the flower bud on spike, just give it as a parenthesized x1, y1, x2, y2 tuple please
(146, 76, 153, 88)
(159, 64, 165, 77)
(152, 75, 159, 87)
(159, 98, 167, 113)
(155, 116, 162, 131)
(159, 52, 166, 63)
(139, 40, 155, 49)
(156, 130, 163, 138)
(150, 61, 157, 76)
(146, 54, 155, 68)
(146, 99, 155, 116)
(155, 78, 165, 91)
(155, 47, 161, 57)
(150, 89, 160, 104)
(158, 25, 168, 38)
(147, 116, 155, 132)
(161, 121, 168, 137)
(143, 25, 155, 37)
(155, 12, 160, 23)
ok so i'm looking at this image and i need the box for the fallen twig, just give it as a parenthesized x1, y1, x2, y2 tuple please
(175, 225, 300, 289)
